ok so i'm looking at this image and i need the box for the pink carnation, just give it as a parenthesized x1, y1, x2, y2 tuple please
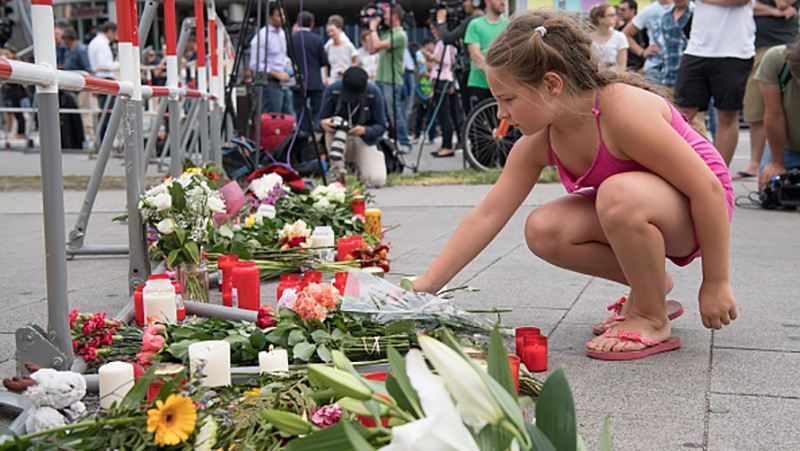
(136, 351, 156, 366)
(142, 333, 165, 352)
(311, 404, 342, 429)
(292, 294, 328, 322)
(69, 309, 79, 328)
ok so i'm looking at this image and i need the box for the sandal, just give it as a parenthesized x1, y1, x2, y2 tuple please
(591, 297, 685, 336)
(586, 329, 682, 361)
(431, 148, 455, 158)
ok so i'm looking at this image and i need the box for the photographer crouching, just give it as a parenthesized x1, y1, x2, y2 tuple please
(318, 67, 388, 187)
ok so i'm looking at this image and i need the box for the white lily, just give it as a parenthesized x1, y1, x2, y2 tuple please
(206, 195, 226, 213)
(255, 204, 276, 222)
(418, 335, 504, 429)
(380, 349, 479, 451)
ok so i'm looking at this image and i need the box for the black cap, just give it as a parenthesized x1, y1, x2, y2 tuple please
(340, 66, 368, 102)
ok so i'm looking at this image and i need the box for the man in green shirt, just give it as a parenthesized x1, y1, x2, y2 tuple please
(757, 41, 800, 189)
(368, 4, 411, 151)
(464, 0, 508, 108)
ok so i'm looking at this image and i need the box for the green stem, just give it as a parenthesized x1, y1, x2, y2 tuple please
(18, 416, 145, 442)
(499, 418, 531, 450)
(372, 396, 415, 424)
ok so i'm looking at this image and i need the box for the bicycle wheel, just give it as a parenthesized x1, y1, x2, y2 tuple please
(462, 98, 521, 171)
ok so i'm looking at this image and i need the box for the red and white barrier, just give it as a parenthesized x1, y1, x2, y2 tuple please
(31, 0, 58, 94)
(194, 0, 208, 95)
(164, 0, 179, 101)
(0, 58, 133, 95)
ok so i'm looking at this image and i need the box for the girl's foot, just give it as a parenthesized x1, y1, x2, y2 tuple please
(586, 314, 672, 354)
(594, 273, 674, 333)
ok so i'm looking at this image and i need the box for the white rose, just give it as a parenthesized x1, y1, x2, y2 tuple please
(263, 173, 283, 191)
(151, 193, 172, 212)
(255, 204, 276, 224)
(330, 186, 346, 203)
(156, 218, 176, 235)
(249, 178, 270, 200)
(315, 197, 331, 208)
(207, 195, 226, 213)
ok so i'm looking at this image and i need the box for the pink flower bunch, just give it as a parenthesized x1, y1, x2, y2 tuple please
(256, 306, 276, 329)
(291, 283, 341, 322)
(136, 324, 166, 368)
(311, 404, 342, 429)
(69, 309, 120, 363)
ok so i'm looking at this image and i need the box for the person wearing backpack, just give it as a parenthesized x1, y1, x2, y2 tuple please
(757, 39, 800, 188)
(318, 67, 388, 187)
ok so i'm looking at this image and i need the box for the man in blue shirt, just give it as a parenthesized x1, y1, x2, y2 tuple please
(292, 11, 329, 131)
(318, 67, 387, 187)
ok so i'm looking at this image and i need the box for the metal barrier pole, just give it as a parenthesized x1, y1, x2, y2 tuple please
(91, 94, 114, 154)
(67, 101, 126, 255)
(208, 7, 222, 162)
(180, 97, 200, 156)
(166, 0, 182, 175)
(195, 0, 210, 163)
(32, 0, 73, 368)
(119, 0, 151, 293)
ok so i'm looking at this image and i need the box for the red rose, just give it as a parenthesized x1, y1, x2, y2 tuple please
(72, 339, 79, 351)
(69, 309, 79, 328)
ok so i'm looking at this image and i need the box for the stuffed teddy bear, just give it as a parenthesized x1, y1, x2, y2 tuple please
(3, 363, 87, 434)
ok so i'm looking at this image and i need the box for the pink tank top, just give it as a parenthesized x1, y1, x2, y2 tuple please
(546, 89, 733, 202)
(546, 89, 735, 267)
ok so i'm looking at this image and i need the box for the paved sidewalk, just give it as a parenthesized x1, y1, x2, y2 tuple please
(1, 132, 798, 449)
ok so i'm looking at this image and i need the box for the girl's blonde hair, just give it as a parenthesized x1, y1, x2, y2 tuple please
(485, 10, 670, 98)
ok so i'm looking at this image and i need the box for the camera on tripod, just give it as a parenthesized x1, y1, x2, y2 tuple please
(430, 0, 467, 30)
(328, 116, 351, 160)
(359, 3, 386, 30)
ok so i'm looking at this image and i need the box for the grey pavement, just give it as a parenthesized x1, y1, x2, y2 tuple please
(1, 131, 799, 449)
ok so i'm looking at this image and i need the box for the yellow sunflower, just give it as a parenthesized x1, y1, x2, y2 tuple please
(147, 394, 197, 446)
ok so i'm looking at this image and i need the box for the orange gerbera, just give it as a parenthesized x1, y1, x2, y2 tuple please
(147, 394, 197, 446)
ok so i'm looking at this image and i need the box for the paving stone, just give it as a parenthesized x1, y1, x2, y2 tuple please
(577, 409, 705, 451)
(711, 348, 800, 398)
(707, 394, 800, 450)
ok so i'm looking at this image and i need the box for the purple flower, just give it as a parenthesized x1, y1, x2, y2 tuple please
(311, 404, 342, 429)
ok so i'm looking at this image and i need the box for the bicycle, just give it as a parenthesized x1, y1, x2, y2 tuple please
(461, 97, 521, 171)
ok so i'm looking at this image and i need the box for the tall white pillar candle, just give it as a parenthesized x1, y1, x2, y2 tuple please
(258, 348, 289, 373)
(188, 340, 231, 387)
(98, 361, 135, 409)
(143, 279, 177, 324)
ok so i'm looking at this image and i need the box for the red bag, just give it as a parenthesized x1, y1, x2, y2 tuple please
(259, 112, 295, 152)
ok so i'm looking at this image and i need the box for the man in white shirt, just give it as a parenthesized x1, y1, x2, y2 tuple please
(87, 22, 118, 141)
(249, 5, 293, 115)
(673, 0, 756, 166)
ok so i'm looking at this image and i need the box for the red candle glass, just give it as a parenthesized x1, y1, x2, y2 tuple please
(232, 260, 261, 311)
(351, 196, 366, 216)
(522, 335, 548, 372)
(222, 290, 233, 308)
(133, 284, 145, 327)
(333, 272, 349, 295)
(172, 282, 186, 321)
(515, 327, 541, 358)
(217, 254, 239, 292)
(301, 270, 323, 287)
(276, 273, 300, 301)
(357, 372, 391, 427)
(336, 236, 365, 261)
(507, 354, 521, 395)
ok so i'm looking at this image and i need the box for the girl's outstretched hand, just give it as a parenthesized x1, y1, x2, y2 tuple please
(698, 281, 738, 330)
(411, 275, 439, 295)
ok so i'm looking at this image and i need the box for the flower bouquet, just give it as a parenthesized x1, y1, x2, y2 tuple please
(69, 309, 142, 368)
(139, 171, 226, 303)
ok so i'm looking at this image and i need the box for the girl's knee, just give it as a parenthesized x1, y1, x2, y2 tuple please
(596, 175, 647, 228)
(525, 208, 564, 259)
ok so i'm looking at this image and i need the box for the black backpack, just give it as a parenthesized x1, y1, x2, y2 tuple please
(271, 130, 327, 177)
(221, 137, 257, 182)
(377, 138, 405, 174)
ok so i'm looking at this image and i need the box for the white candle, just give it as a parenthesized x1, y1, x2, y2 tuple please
(311, 226, 336, 262)
(259, 348, 289, 373)
(98, 361, 134, 409)
(188, 340, 231, 387)
(143, 279, 177, 324)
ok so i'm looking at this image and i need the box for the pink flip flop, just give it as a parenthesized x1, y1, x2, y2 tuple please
(585, 329, 682, 361)
(591, 297, 685, 336)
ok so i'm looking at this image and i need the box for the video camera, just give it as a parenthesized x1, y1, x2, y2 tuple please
(359, 3, 386, 29)
(759, 170, 800, 210)
(429, 0, 467, 30)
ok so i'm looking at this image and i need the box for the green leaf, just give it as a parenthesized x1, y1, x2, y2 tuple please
(120, 365, 156, 408)
(285, 422, 358, 451)
(535, 368, 577, 451)
(331, 349, 359, 376)
(293, 341, 317, 361)
(185, 241, 200, 264)
(169, 181, 186, 210)
(316, 344, 333, 363)
(399, 278, 415, 292)
(488, 324, 516, 397)
(526, 423, 557, 451)
(249, 328, 268, 350)
(386, 346, 422, 418)
(288, 329, 307, 346)
(331, 328, 347, 341)
(167, 249, 181, 268)
(342, 421, 376, 451)
(708, 406, 730, 414)
(599, 415, 613, 451)
(175, 228, 187, 245)
(311, 329, 332, 343)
